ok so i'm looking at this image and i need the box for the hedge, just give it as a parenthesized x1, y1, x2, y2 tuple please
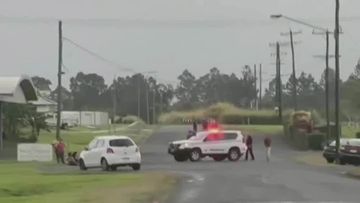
(356, 132, 360, 139)
(220, 114, 280, 125)
(159, 103, 280, 125)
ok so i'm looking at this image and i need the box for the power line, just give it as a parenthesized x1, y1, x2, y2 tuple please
(62, 36, 135, 73)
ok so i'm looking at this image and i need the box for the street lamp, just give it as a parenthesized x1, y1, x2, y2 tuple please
(270, 13, 340, 152)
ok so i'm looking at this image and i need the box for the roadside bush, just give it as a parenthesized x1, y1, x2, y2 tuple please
(121, 115, 141, 124)
(220, 113, 279, 125)
(356, 132, 360, 139)
(307, 133, 325, 150)
(159, 102, 280, 125)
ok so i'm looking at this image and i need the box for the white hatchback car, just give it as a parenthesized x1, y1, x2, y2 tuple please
(79, 135, 141, 171)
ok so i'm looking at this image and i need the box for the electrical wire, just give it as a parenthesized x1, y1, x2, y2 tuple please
(62, 36, 135, 73)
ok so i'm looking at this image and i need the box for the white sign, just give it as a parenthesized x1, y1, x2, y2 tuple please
(17, 143, 53, 162)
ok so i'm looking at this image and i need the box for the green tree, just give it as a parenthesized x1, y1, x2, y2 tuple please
(70, 72, 107, 110)
(31, 76, 52, 91)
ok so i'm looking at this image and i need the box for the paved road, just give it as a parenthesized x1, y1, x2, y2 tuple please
(141, 125, 360, 203)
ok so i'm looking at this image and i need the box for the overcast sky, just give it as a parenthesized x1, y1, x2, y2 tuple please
(0, 0, 359, 89)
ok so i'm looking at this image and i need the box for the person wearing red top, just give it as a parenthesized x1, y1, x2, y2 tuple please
(56, 139, 66, 164)
(245, 135, 255, 161)
(264, 136, 272, 162)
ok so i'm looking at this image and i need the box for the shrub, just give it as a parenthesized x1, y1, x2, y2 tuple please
(356, 132, 360, 139)
(119, 115, 143, 124)
(159, 102, 280, 125)
(307, 133, 325, 150)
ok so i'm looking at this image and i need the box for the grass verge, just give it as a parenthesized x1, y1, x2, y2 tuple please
(38, 122, 157, 152)
(295, 152, 331, 167)
(0, 162, 177, 203)
(347, 168, 360, 179)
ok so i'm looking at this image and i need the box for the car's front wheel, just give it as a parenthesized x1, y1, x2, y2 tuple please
(174, 154, 188, 162)
(228, 148, 241, 161)
(101, 158, 110, 171)
(79, 159, 87, 171)
(189, 148, 202, 162)
(132, 164, 141, 171)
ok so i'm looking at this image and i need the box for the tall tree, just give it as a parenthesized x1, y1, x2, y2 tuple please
(70, 72, 107, 110)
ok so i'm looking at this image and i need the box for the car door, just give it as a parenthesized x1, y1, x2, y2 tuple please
(202, 132, 226, 154)
(83, 138, 98, 167)
(91, 139, 106, 167)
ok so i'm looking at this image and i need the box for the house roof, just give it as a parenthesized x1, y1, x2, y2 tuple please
(0, 75, 38, 103)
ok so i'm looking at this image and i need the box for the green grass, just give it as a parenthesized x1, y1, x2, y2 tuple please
(342, 125, 360, 138)
(0, 162, 177, 203)
(223, 125, 283, 135)
(37, 122, 156, 152)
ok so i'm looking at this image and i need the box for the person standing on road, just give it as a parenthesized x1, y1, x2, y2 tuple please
(56, 138, 66, 164)
(245, 135, 255, 161)
(202, 119, 208, 131)
(264, 136, 272, 162)
(192, 120, 198, 132)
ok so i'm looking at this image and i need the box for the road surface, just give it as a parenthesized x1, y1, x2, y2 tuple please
(141, 125, 360, 202)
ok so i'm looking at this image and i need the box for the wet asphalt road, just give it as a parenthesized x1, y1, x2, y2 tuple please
(140, 125, 360, 203)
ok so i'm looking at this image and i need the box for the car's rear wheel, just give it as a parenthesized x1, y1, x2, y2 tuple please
(174, 154, 188, 162)
(101, 158, 110, 171)
(212, 155, 227, 162)
(132, 164, 141, 171)
(79, 159, 87, 171)
(228, 148, 241, 161)
(189, 148, 202, 162)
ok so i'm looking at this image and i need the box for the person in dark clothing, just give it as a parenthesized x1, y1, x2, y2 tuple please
(245, 135, 255, 161)
(264, 136, 272, 162)
(192, 121, 198, 132)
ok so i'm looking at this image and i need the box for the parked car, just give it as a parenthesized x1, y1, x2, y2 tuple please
(79, 135, 141, 171)
(168, 130, 247, 162)
(339, 139, 360, 165)
(323, 138, 360, 165)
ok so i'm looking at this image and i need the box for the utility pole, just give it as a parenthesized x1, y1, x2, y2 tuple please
(259, 64, 262, 110)
(160, 92, 163, 115)
(112, 78, 117, 124)
(146, 81, 150, 124)
(152, 86, 156, 124)
(280, 30, 301, 110)
(335, 0, 341, 159)
(276, 42, 283, 123)
(325, 30, 330, 146)
(56, 21, 63, 140)
(254, 64, 257, 110)
(137, 76, 141, 119)
(313, 30, 333, 146)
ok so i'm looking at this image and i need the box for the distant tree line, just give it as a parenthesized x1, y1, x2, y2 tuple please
(30, 59, 360, 123)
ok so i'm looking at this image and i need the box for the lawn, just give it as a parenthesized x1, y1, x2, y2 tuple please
(0, 162, 177, 203)
(342, 125, 359, 138)
(38, 122, 156, 152)
(223, 125, 283, 136)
